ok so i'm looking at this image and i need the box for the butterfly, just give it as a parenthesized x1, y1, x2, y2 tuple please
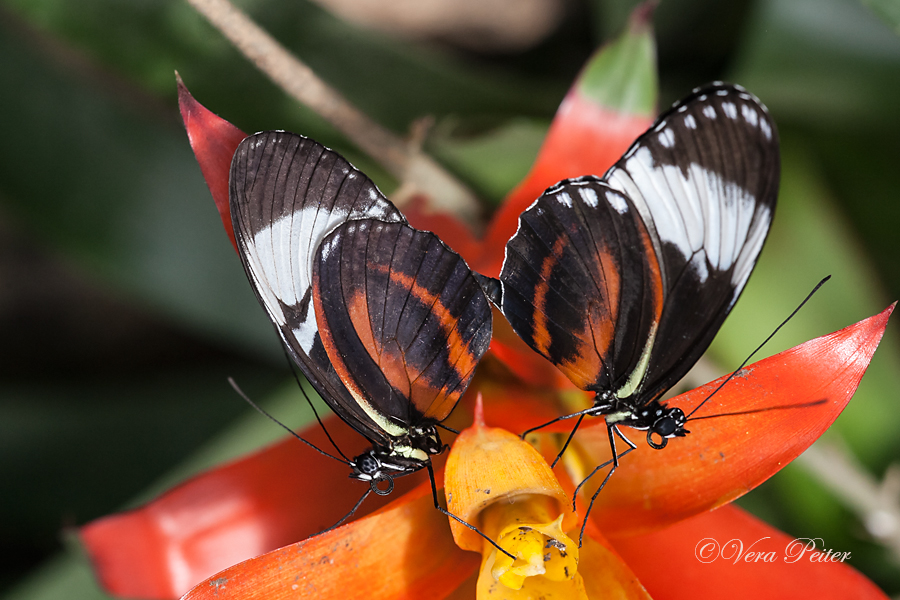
(228, 131, 493, 502)
(495, 82, 779, 531)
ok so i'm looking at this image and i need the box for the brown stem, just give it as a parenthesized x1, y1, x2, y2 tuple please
(798, 440, 900, 564)
(184, 0, 481, 223)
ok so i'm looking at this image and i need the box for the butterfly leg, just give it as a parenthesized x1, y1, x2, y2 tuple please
(550, 413, 586, 468)
(574, 424, 636, 547)
(520, 407, 596, 440)
(426, 462, 515, 560)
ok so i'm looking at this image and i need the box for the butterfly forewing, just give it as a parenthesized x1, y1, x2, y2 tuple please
(229, 131, 405, 444)
(500, 180, 663, 392)
(603, 83, 779, 401)
(313, 219, 492, 432)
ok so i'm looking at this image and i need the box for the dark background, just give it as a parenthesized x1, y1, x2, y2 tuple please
(1, 0, 899, 596)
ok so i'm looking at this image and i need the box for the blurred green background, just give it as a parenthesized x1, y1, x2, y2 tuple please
(1, 0, 899, 596)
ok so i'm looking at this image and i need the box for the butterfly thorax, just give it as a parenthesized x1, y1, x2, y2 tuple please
(591, 391, 689, 449)
(349, 424, 444, 490)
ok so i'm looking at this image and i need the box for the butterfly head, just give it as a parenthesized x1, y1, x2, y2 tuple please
(599, 392, 689, 450)
(349, 424, 445, 494)
(641, 403, 689, 449)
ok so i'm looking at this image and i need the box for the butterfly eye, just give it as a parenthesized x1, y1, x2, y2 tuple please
(357, 453, 380, 476)
(653, 416, 677, 437)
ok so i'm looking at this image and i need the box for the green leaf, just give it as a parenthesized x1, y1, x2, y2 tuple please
(860, 0, 900, 33)
(578, 4, 658, 118)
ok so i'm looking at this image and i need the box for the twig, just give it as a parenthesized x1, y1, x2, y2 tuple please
(797, 440, 900, 564)
(184, 0, 482, 224)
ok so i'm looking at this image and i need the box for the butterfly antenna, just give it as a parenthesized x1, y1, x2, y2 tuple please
(426, 463, 516, 561)
(279, 347, 351, 462)
(227, 377, 352, 466)
(687, 275, 831, 420)
(519, 406, 598, 440)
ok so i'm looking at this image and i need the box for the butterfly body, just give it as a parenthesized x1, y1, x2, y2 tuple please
(347, 424, 443, 489)
(589, 392, 687, 449)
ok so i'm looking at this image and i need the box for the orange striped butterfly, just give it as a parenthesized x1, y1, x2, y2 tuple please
(229, 132, 492, 496)
(496, 83, 779, 537)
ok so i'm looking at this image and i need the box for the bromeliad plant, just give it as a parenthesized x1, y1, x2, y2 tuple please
(80, 9, 892, 600)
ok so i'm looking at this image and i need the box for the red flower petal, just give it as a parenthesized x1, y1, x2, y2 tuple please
(477, 7, 657, 277)
(478, 93, 653, 278)
(612, 504, 889, 600)
(180, 483, 478, 600)
(407, 6, 657, 280)
(81, 417, 426, 599)
(177, 75, 246, 252)
(488, 307, 578, 391)
(402, 194, 483, 266)
(579, 305, 894, 537)
(475, 373, 588, 436)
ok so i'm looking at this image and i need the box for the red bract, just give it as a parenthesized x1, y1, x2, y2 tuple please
(405, 6, 656, 278)
(577, 305, 896, 537)
(614, 504, 888, 600)
(171, 310, 892, 600)
(80, 7, 892, 599)
(175, 483, 481, 600)
(177, 74, 246, 252)
(81, 414, 427, 598)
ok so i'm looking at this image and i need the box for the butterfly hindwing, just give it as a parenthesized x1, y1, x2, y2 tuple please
(500, 179, 663, 392)
(229, 131, 405, 444)
(604, 83, 779, 401)
(313, 219, 492, 432)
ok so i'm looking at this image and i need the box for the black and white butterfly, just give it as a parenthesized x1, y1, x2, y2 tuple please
(228, 131, 493, 500)
(495, 83, 779, 535)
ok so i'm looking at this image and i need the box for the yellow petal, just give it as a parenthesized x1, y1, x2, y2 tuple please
(477, 496, 585, 599)
(444, 400, 586, 598)
(444, 405, 577, 552)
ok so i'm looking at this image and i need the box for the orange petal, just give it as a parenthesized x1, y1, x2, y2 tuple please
(611, 504, 889, 600)
(478, 7, 657, 277)
(403, 194, 483, 267)
(475, 373, 592, 437)
(180, 483, 478, 600)
(444, 406, 577, 552)
(177, 75, 246, 252)
(489, 307, 580, 391)
(81, 416, 426, 599)
(577, 305, 894, 537)
(579, 521, 651, 600)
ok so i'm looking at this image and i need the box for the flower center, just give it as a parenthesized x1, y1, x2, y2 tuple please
(479, 495, 579, 592)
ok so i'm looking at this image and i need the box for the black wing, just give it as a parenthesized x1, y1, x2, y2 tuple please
(499, 83, 779, 404)
(313, 220, 492, 433)
(229, 131, 405, 445)
(603, 82, 779, 403)
(499, 179, 663, 393)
